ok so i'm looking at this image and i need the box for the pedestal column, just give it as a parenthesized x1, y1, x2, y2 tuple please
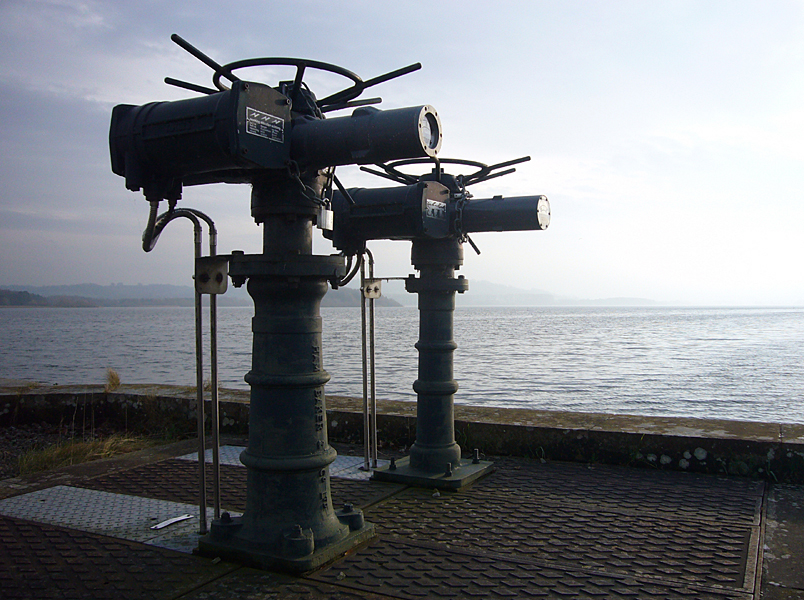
(372, 237, 493, 489)
(198, 177, 373, 572)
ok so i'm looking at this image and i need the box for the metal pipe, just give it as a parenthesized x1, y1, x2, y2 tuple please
(144, 206, 212, 532)
(360, 257, 370, 471)
(208, 226, 221, 520)
(184, 209, 221, 521)
(141, 200, 160, 252)
(193, 223, 207, 534)
(367, 249, 378, 469)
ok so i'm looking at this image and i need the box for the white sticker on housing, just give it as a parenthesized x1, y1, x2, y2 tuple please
(246, 107, 284, 142)
(425, 199, 447, 219)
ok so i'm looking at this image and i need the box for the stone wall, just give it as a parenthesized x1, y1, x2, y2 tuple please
(2, 383, 803, 482)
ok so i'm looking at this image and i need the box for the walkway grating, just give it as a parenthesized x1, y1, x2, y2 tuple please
(176, 444, 388, 480)
(0, 442, 770, 599)
(0, 485, 229, 554)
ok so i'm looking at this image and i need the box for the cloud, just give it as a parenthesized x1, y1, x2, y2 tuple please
(0, 0, 803, 304)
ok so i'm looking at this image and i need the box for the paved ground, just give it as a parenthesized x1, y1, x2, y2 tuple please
(0, 437, 802, 599)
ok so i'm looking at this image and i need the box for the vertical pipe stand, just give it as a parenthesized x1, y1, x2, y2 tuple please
(197, 178, 373, 572)
(193, 227, 207, 534)
(360, 251, 379, 471)
(372, 237, 493, 490)
(192, 214, 224, 531)
(196, 238, 224, 523)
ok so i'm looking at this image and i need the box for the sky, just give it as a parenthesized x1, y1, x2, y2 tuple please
(0, 0, 802, 306)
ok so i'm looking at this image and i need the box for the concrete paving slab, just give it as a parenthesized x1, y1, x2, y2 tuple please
(763, 484, 804, 598)
(781, 423, 804, 445)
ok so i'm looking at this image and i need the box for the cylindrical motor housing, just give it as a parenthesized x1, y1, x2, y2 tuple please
(291, 106, 442, 169)
(460, 195, 550, 232)
(326, 181, 450, 255)
(109, 82, 291, 199)
(110, 82, 441, 201)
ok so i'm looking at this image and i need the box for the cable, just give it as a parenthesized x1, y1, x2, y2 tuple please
(141, 200, 161, 252)
(336, 252, 363, 287)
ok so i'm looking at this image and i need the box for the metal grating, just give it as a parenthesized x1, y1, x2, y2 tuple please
(0, 515, 236, 600)
(477, 457, 764, 525)
(331, 455, 391, 480)
(178, 569, 387, 600)
(0, 485, 233, 553)
(176, 444, 245, 466)
(80, 459, 402, 513)
(366, 486, 756, 590)
(311, 537, 752, 600)
(0, 447, 767, 599)
(81, 460, 247, 510)
(176, 444, 388, 480)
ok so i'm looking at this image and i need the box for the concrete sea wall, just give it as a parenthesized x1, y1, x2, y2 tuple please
(2, 383, 803, 483)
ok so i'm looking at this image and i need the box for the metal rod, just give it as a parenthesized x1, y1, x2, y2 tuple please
(164, 77, 218, 96)
(463, 167, 517, 187)
(170, 34, 239, 83)
(360, 256, 370, 471)
(319, 97, 382, 114)
(140, 205, 215, 532)
(333, 175, 357, 206)
(208, 227, 221, 520)
(318, 62, 421, 107)
(289, 62, 307, 106)
(367, 249, 378, 468)
(193, 225, 207, 534)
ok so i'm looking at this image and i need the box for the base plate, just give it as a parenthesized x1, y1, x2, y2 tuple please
(371, 456, 494, 490)
(196, 523, 375, 574)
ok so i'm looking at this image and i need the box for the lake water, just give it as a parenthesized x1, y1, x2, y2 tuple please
(1, 305, 803, 424)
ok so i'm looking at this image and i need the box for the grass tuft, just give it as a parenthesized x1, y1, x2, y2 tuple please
(17, 433, 155, 475)
(104, 368, 121, 393)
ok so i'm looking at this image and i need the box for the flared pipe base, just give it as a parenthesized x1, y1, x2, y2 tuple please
(197, 515, 374, 574)
(371, 455, 494, 491)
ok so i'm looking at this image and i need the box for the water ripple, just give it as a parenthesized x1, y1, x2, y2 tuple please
(1, 305, 803, 423)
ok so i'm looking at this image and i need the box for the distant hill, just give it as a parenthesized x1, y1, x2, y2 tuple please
(383, 279, 658, 307)
(0, 289, 95, 307)
(568, 297, 659, 307)
(4, 283, 199, 301)
(1, 283, 402, 308)
(324, 287, 401, 307)
(3, 281, 658, 308)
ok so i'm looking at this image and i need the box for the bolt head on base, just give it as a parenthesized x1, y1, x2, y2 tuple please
(371, 455, 494, 490)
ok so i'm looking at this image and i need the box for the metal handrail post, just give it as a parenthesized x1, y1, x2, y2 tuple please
(193, 224, 207, 534)
(208, 227, 221, 520)
(360, 255, 370, 471)
(138, 204, 220, 533)
(367, 250, 378, 468)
